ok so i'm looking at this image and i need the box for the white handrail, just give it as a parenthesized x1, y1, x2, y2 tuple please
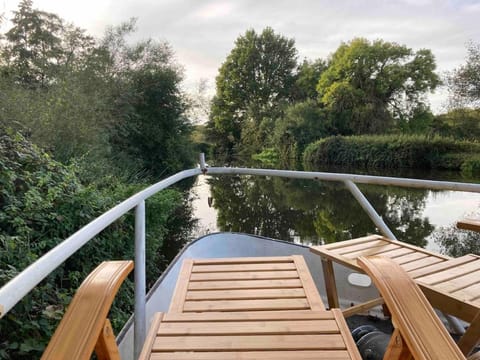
(0, 168, 201, 318)
(1, 157, 479, 353)
(205, 167, 480, 192)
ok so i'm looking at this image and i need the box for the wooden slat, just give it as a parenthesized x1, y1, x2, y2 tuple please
(162, 311, 335, 322)
(335, 239, 390, 255)
(452, 282, 480, 302)
(369, 243, 407, 256)
(190, 270, 299, 281)
(417, 260, 480, 286)
(188, 278, 302, 290)
(293, 255, 325, 310)
(157, 319, 340, 335)
(191, 262, 296, 273)
(193, 257, 294, 264)
(376, 246, 416, 259)
(152, 334, 347, 351)
(343, 244, 404, 260)
(138, 313, 164, 360)
(400, 256, 445, 272)
(393, 252, 430, 265)
(315, 235, 449, 260)
(186, 288, 306, 300)
(317, 235, 384, 250)
(332, 309, 362, 360)
(384, 240, 450, 260)
(168, 259, 193, 313)
(435, 271, 480, 294)
(183, 298, 310, 312)
(150, 350, 353, 360)
(409, 255, 477, 279)
(141, 309, 363, 359)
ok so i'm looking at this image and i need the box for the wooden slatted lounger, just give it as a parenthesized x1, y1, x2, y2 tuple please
(139, 255, 363, 360)
(168, 256, 325, 313)
(310, 234, 480, 356)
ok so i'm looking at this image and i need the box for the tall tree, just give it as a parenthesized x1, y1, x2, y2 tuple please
(317, 38, 440, 134)
(2, 0, 64, 86)
(0, 1, 113, 163)
(1, 0, 97, 87)
(447, 41, 480, 108)
(104, 21, 194, 177)
(209, 27, 298, 155)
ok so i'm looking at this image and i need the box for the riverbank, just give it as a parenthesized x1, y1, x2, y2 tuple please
(303, 135, 480, 177)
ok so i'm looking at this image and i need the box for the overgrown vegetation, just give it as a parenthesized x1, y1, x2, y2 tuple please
(303, 135, 480, 175)
(0, 130, 190, 358)
(0, 1, 197, 358)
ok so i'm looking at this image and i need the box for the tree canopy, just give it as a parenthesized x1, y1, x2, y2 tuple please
(1, 5, 194, 178)
(1, 0, 95, 88)
(209, 27, 297, 155)
(447, 41, 480, 108)
(317, 38, 440, 135)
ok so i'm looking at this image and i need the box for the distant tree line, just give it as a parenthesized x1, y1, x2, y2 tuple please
(0, 1, 197, 358)
(206, 28, 480, 170)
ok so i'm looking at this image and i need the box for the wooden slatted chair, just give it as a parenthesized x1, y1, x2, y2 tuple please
(357, 256, 471, 360)
(41, 260, 133, 360)
(310, 234, 480, 356)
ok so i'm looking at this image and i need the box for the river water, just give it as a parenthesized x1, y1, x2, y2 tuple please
(189, 166, 480, 256)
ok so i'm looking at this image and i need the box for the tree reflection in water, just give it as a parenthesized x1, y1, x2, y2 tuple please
(209, 175, 435, 247)
(432, 227, 480, 256)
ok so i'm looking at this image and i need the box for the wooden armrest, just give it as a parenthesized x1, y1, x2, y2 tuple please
(42, 261, 134, 360)
(457, 218, 480, 232)
(357, 256, 465, 360)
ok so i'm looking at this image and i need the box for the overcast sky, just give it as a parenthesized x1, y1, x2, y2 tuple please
(2, 0, 479, 113)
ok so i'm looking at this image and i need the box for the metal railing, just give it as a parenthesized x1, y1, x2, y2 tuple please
(1, 153, 480, 358)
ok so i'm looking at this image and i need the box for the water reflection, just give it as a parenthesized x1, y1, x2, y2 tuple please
(432, 227, 480, 256)
(208, 175, 437, 248)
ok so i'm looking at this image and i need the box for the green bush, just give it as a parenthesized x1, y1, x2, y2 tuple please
(252, 148, 279, 167)
(0, 129, 189, 359)
(461, 155, 480, 177)
(303, 134, 480, 172)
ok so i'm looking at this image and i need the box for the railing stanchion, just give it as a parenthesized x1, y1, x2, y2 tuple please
(134, 200, 146, 359)
(199, 153, 207, 173)
(344, 180, 397, 240)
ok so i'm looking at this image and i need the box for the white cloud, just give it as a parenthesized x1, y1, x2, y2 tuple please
(1, 0, 479, 113)
(192, 1, 235, 20)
